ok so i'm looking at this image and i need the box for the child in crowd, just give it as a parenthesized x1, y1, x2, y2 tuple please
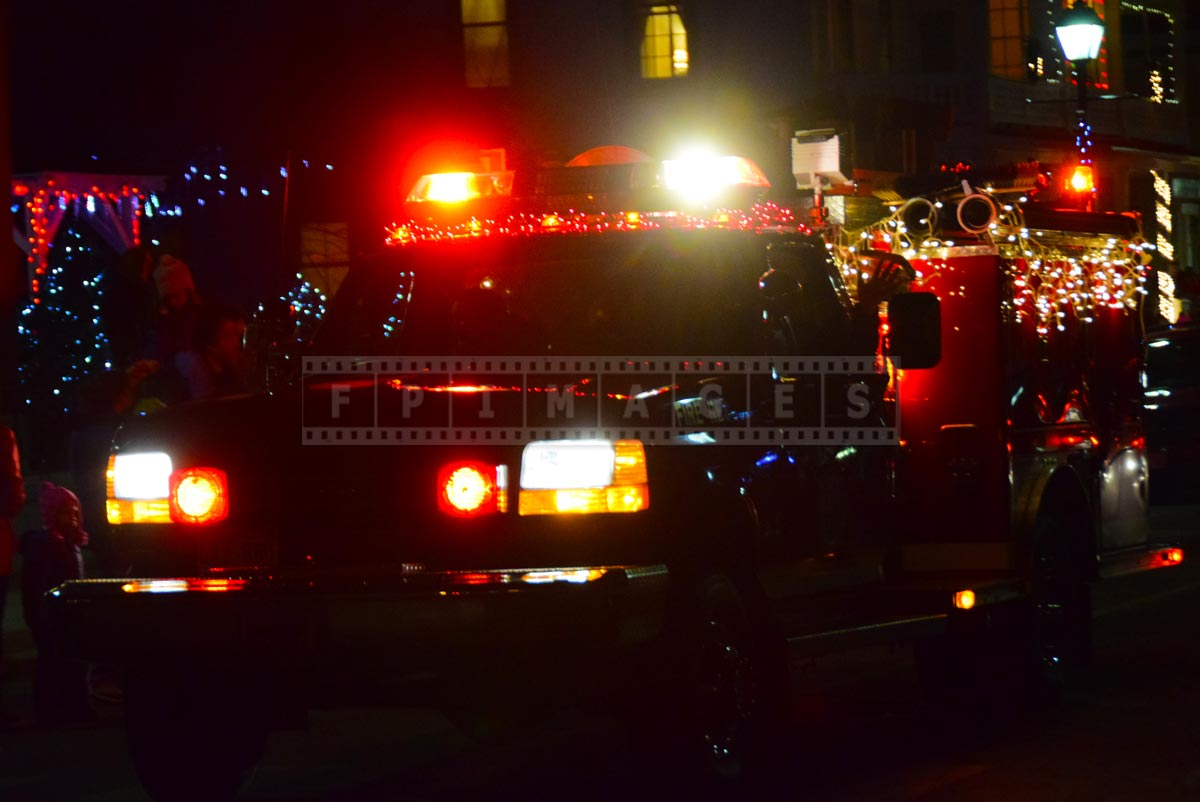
(21, 483, 91, 724)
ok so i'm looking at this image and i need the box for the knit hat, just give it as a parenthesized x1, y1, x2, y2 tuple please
(155, 255, 196, 298)
(39, 482, 81, 529)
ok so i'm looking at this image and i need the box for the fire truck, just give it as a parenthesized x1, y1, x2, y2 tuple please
(49, 146, 1182, 801)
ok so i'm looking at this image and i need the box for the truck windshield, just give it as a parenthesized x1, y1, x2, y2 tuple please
(315, 231, 775, 357)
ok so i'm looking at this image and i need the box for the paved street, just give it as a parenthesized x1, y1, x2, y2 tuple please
(2, 505, 1199, 802)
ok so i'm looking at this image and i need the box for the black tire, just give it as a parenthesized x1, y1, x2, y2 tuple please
(635, 571, 788, 786)
(1008, 517, 1093, 705)
(915, 516, 1092, 712)
(124, 670, 271, 802)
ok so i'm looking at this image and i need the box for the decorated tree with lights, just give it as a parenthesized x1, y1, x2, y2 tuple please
(15, 220, 116, 468)
(17, 221, 114, 412)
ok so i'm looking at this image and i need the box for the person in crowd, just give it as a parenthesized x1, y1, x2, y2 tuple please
(147, 254, 202, 365)
(103, 246, 157, 368)
(174, 305, 248, 401)
(0, 424, 25, 673)
(21, 483, 91, 724)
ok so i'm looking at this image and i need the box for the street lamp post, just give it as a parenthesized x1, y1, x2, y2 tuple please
(1055, 1, 1106, 209)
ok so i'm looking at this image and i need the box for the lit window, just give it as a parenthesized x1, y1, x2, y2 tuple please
(642, 5, 689, 79)
(988, 0, 1028, 80)
(462, 0, 509, 88)
(1121, 4, 1175, 103)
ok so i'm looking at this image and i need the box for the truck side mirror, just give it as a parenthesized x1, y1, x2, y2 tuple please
(888, 292, 941, 369)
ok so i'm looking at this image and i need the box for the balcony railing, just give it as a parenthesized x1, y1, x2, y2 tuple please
(989, 77, 1187, 148)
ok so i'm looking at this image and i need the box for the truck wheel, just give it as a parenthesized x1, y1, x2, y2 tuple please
(124, 670, 270, 802)
(643, 571, 788, 784)
(1016, 524, 1092, 704)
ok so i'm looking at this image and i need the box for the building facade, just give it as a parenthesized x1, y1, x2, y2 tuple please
(411, 1, 1199, 270)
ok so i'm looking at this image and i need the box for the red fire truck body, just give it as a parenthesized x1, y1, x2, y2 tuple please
(900, 225, 1161, 587)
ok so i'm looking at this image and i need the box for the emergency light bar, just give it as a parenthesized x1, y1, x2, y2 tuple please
(403, 152, 769, 209)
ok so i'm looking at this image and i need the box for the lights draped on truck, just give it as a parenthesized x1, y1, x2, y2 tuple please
(830, 183, 1153, 339)
(386, 202, 803, 245)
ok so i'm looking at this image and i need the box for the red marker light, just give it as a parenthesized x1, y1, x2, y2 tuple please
(1164, 548, 1184, 565)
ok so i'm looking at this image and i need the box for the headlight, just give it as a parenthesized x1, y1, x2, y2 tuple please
(107, 452, 173, 524)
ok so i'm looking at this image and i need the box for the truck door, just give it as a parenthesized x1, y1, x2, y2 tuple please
(749, 243, 892, 629)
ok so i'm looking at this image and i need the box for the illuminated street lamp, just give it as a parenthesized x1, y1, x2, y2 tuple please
(1055, 2, 1105, 63)
(1055, 1, 1105, 209)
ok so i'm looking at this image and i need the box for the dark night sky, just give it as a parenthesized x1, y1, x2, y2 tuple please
(9, 1, 469, 299)
(11, 2, 307, 174)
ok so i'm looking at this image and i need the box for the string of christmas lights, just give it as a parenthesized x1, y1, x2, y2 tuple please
(831, 195, 1152, 338)
(1119, 2, 1178, 103)
(179, 155, 335, 209)
(385, 202, 804, 245)
(13, 175, 157, 306)
(283, 273, 328, 330)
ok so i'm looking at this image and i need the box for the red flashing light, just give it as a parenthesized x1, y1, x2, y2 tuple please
(1068, 165, 1095, 194)
(406, 170, 514, 204)
(168, 467, 229, 525)
(437, 462, 502, 516)
(425, 172, 479, 203)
